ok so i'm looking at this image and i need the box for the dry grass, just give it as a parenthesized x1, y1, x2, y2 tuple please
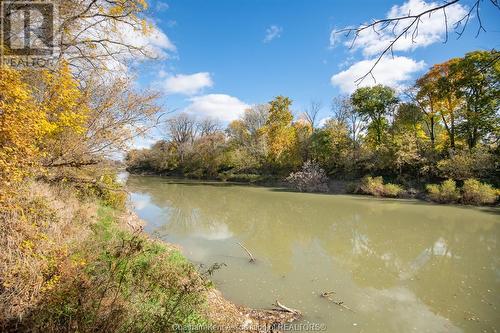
(0, 181, 210, 332)
(0, 181, 96, 324)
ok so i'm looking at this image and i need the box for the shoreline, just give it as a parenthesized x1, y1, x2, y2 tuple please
(125, 172, 499, 208)
(122, 208, 302, 332)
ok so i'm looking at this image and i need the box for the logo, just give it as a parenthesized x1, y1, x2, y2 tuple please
(1, 0, 57, 68)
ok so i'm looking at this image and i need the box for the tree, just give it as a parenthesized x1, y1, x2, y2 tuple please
(197, 118, 222, 137)
(226, 105, 270, 171)
(415, 60, 462, 149)
(412, 81, 439, 147)
(394, 103, 423, 133)
(242, 104, 270, 136)
(393, 132, 421, 176)
(263, 96, 298, 169)
(165, 114, 196, 145)
(331, 95, 365, 150)
(55, 0, 162, 78)
(451, 50, 500, 149)
(0, 68, 46, 198)
(435, 59, 463, 149)
(303, 100, 322, 129)
(164, 114, 197, 164)
(351, 85, 398, 146)
(84, 78, 161, 159)
(310, 119, 352, 174)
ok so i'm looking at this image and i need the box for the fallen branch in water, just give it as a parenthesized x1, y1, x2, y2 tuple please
(332, 300, 354, 312)
(320, 291, 355, 312)
(237, 242, 255, 263)
(320, 291, 335, 298)
(273, 300, 301, 315)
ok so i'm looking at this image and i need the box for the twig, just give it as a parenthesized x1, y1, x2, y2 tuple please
(320, 291, 355, 313)
(333, 0, 498, 85)
(237, 242, 255, 263)
(273, 300, 301, 315)
(320, 291, 336, 298)
(332, 300, 355, 313)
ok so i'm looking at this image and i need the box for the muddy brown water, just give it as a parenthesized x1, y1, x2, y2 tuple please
(126, 175, 499, 333)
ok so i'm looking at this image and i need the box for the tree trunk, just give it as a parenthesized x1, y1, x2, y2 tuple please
(429, 117, 435, 148)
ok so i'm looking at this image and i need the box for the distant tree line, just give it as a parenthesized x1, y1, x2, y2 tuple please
(126, 50, 499, 188)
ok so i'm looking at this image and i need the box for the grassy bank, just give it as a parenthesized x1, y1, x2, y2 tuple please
(0, 181, 211, 332)
(0, 180, 299, 332)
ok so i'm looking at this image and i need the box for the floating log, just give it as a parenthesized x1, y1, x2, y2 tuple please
(237, 242, 256, 263)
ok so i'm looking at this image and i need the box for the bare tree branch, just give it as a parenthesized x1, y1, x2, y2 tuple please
(334, 0, 499, 85)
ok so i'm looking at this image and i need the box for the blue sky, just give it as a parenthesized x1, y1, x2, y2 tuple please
(133, 0, 499, 147)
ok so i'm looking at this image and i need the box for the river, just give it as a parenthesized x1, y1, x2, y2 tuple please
(126, 175, 499, 333)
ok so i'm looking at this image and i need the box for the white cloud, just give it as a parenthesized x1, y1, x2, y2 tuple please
(156, 1, 169, 11)
(318, 117, 332, 128)
(132, 135, 157, 150)
(161, 72, 213, 95)
(184, 94, 250, 122)
(332, 0, 467, 56)
(263, 25, 283, 43)
(331, 56, 426, 93)
(128, 22, 176, 59)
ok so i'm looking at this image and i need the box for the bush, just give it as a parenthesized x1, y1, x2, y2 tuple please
(218, 172, 263, 183)
(345, 182, 360, 194)
(437, 147, 495, 181)
(383, 183, 404, 197)
(461, 179, 498, 205)
(353, 176, 404, 198)
(71, 173, 127, 210)
(359, 176, 385, 196)
(286, 160, 329, 193)
(426, 179, 460, 203)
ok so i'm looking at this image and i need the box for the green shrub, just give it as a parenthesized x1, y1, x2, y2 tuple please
(358, 176, 403, 198)
(426, 179, 460, 203)
(383, 183, 403, 197)
(72, 173, 127, 210)
(345, 182, 359, 194)
(461, 179, 498, 205)
(220, 172, 263, 183)
(97, 174, 127, 209)
(359, 176, 385, 196)
(27, 205, 212, 332)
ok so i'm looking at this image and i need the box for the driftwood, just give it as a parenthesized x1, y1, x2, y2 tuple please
(320, 291, 355, 312)
(320, 291, 335, 298)
(272, 300, 301, 315)
(237, 242, 256, 263)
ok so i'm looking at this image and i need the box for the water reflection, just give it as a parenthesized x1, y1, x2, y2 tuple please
(127, 176, 500, 333)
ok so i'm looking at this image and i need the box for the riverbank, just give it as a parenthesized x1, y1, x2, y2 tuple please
(127, 170, 499, 207)
(0, 181, 299, 332)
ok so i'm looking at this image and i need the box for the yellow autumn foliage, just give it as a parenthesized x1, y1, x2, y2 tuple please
(0, 64, 90, 202)
(0, 68, 46, 198)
